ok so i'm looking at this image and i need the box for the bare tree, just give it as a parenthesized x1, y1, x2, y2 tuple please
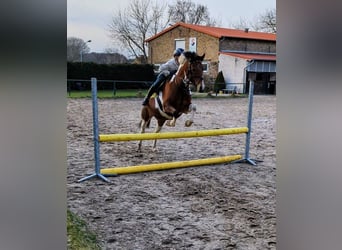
(167, 0, 217, 26)
(226, 8, 276, 34)
(67, 37, 91, 62)
(108, 0, 220, 62)
(83, 52, 128, 64)
(254, 9, 276, 33)
(108, 0, 169, 63)
(227, 17, 251, 30)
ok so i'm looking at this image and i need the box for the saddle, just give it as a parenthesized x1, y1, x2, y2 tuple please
(157, 73, 174, 91)
(155, 82, 191, 117)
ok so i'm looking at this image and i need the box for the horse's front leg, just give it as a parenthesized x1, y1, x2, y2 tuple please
(196, 80, 205, 92)
(166, 117, 177, 127)
(185, 103, 196, 127)
(196, 84, 201, 92)
(164, 105, 177, 127)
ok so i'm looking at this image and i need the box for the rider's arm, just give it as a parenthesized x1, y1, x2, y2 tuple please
(159, 59, 177, 76)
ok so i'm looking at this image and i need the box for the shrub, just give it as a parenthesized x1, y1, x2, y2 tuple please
(214, 71, 225, 93)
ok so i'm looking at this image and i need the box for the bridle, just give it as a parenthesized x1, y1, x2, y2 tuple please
(184, 60, 203, 87)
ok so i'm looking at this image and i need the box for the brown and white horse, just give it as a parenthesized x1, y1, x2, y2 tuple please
(138, 51, 205, 151)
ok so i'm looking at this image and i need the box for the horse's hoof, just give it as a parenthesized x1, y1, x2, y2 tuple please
(185, 120, 193, 127)
(166, 121, 175, 127)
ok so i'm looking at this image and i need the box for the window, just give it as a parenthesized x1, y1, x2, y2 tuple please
(175, 39, 185, 50)
(202, 61, 209, 73)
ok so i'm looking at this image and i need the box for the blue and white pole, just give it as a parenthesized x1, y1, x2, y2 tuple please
(78, 78, 112, 182)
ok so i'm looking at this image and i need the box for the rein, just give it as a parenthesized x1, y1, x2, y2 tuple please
(185, 60, 203, 86)
(171, 60, 191, 88)
(178, 59, 203, 94)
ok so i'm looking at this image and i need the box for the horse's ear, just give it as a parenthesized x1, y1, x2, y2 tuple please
(182, 51, 192, 59)
(200, 53, 205, 61)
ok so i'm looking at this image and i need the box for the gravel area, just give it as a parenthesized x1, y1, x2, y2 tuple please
(67, 96, 276, 249)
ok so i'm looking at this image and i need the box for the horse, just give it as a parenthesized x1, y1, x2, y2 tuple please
(138, 51, 205, 151)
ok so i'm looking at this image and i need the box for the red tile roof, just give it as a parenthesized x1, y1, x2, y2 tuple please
(219, 51, 276, 61)
(145, 22, 276, 42)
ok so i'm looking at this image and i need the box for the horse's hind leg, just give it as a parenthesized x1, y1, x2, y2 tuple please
(138, 106, 151, 151)
(138, 120, 148, 151)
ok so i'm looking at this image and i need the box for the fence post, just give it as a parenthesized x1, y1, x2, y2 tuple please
(113, 81, 116, 96)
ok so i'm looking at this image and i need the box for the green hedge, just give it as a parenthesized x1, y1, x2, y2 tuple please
(67, 62, 155, 80)
(67, 62, 156, 90)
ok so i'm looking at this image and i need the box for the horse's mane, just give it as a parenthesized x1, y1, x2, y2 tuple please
(177, 51, 205, 80)
(179, 51, 197, 65)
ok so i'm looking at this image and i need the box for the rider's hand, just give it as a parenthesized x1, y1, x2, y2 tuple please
(162, 70, 170, 77)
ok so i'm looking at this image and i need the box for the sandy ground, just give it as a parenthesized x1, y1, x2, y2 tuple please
(67, 95, 276, 249)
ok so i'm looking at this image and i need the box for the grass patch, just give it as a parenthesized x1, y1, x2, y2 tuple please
(204, 92, 248, 98)
(67, 90, 247, 99)
(67, 89, 147, 98)
(67, 209, 101, 250)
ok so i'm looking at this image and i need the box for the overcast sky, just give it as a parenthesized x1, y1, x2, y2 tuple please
(67, 0, 276, 53)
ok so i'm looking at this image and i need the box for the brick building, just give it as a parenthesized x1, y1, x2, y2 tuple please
(145, 22, 276, 94)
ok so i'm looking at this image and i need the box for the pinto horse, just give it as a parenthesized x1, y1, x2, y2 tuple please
(138, 51, 205, 151)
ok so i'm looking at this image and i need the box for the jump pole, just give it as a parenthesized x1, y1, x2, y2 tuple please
(234, 80, 257, 165)
(78, 78, 257, 182)
(99, 127, 248, 141)
(97, 81, 257, 166)
(78, 78, 111, 182)
(101, 155, 242, 175)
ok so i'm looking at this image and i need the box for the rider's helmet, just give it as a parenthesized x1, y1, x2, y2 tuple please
(173, 48, 184, 57)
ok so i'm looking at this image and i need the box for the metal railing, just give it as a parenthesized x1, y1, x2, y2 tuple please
(67, 79, 153, 96)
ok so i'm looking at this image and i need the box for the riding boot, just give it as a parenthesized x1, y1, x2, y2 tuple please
(142, 86, 156, 105)
(142, 73, 166, 105)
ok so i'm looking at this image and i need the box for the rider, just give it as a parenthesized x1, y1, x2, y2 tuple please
(142, 48, 184, 105)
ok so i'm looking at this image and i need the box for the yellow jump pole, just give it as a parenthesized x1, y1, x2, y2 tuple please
(99, 127, 248, 142)
(100, 155, 242, 175)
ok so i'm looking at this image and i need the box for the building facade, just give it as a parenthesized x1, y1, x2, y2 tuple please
(145, 22, 276, 94)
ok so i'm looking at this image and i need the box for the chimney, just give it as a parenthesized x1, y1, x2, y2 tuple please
(244, 28, 249, 33)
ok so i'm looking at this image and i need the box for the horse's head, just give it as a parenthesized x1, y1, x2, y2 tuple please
(180, 51, 205, 91)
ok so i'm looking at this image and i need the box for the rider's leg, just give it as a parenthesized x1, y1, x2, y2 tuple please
(142, 73, 166, 105)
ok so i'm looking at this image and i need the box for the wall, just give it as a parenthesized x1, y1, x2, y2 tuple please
(147, 26, 276, 90)
(148, 26, 219, 64)
(148, 26, 220, 83)
(220, 38, 276, 53)
(218, 54, 247, 93)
